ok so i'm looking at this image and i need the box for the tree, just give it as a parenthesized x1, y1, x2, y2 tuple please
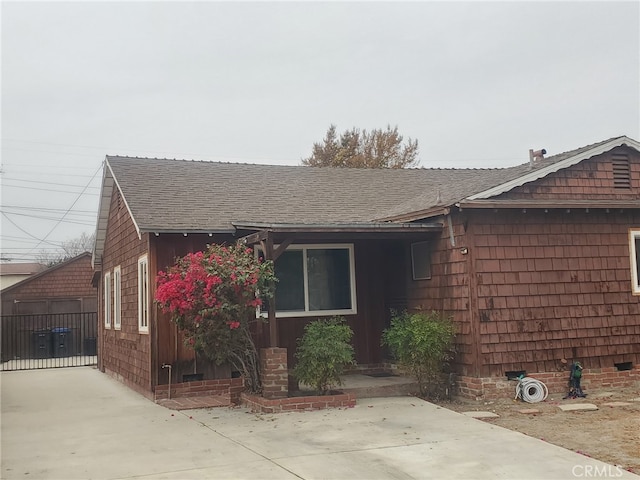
(155, 244, 276, 393)
(36, 231, 95, 267)
(301, 124, 420, 168)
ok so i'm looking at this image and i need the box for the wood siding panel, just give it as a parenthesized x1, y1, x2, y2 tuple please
(99, 189, 152, 392)
(152, 233, 236, 384)
(406, 213, 476, 374)
(471, 208, 640, 376)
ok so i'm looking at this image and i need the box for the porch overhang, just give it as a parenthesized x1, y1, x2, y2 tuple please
(233, 221, 443, 245)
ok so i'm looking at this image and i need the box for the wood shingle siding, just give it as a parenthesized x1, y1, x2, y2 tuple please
(470, 208, 640, 377)
(99, 183, 151, 394)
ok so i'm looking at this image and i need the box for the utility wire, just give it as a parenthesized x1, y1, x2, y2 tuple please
(24, 163, 103, 256)
(2, 183, 100, 195)
(1, 212, 63, 247)
(2, 177, 101, 189)
(2, 138, 300, 164)
(2, 205, 96, 215)
(1, 210, 95, 226)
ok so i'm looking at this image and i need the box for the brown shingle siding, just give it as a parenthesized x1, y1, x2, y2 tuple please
(471, 208, 640, 375)
(99, 184, 151, 392)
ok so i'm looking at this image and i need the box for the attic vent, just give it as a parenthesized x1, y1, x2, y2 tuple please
(612, 153, 630, 189)
(116, 190, 123, 210)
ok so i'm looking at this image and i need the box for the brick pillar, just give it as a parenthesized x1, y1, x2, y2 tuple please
(260, 347, 288, 399)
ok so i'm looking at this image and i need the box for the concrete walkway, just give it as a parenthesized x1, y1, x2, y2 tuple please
(2, 367, 637, 480)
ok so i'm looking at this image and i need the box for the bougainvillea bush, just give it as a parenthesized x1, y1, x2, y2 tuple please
(155, 243, 275, 393)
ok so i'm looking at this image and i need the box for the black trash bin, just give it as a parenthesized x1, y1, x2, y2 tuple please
(52, 327, 73, 358)
(83, 337, 97, 356)
(32, 330, 53, 359)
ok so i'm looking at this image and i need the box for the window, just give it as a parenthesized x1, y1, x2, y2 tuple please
(104, 272, 112, 328)
(630, 229, 640, 295)
(411, 241, 432, 280)
(138, 255, 149, 333)
(113, 266, 122, 329)
(267, 244, 356, 317)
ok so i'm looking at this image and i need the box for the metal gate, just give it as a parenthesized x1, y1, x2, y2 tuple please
(1, 312, 97, 371)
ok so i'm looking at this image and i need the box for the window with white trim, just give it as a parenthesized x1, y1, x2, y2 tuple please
(411, 241, 432, 280)
(138, 255, 149, 333)
(630, 229, 640, 294)
(264, 244, 357, 318)
(113, 266, 122, 329)
(104, 272, 112, 328)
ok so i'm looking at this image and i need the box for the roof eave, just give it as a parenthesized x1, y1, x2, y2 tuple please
(457, 199, 640, 210)
(93, 158, 143, 270)
(374, 206, 452, 223)
(143, 228, 236, 235)
(231, 221, 442, 233)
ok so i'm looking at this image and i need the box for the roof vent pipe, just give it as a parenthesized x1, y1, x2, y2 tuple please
(529, 148, 547, 168)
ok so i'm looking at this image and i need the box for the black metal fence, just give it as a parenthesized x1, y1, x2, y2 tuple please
(1, 312, 97, 371)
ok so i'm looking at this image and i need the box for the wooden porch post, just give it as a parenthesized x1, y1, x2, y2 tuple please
(264, 234, 278, 347)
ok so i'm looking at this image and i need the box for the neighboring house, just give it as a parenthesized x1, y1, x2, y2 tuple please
(93, 136, 640, 399)
(0, 262, 46, 290)
(1, 253, 97, 315)
(1, 252, 98, 363)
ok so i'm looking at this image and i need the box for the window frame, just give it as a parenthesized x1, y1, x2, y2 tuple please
(630, 229, 640, 295)
(113, 265, 122, 330)
(138, 255, 149, 333)
(104, 271, 112, 328)
(410, 241, 432, 280)
(260, 243, 357, 318)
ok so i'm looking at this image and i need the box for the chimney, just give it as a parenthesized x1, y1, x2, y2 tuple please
(529, 148, 547, 168)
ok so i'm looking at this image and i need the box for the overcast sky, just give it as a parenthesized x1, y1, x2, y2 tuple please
(1, 1, 638, 263)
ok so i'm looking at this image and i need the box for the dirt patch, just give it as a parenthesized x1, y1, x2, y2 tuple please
(435, 386, 640, 474)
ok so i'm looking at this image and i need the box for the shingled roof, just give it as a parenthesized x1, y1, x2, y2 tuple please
(93, 135, 639, 262)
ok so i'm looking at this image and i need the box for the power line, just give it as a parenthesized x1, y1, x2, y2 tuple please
(24, 163, 103, 256)
(2, 205, 97, 215)
(1, 210, 95, 226)
(1, 212, 63, 247)
(2, 138, 299, 164)
(1, 146, 108, 158)
(1, 183, 100, 195)
(1, 160, 101, 170)
(2, 176, 101, 190)
(0, 235, 65, 245)
(2, 168, 97, 178)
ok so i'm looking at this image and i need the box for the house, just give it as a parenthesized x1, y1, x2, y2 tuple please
(93, 135, 640, 400)
(0, 262, 46, 290)
(1, 252, 98, 364)
(1, 253, 97, 315)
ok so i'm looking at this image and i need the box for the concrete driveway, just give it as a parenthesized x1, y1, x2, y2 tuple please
(2, 367, 637, 480)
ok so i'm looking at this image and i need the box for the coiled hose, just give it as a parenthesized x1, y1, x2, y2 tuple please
(515, 377, 548, 403)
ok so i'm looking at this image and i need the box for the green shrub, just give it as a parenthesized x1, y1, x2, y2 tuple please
(294, 317, 356, 395)
(382, 310, 455, 398)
